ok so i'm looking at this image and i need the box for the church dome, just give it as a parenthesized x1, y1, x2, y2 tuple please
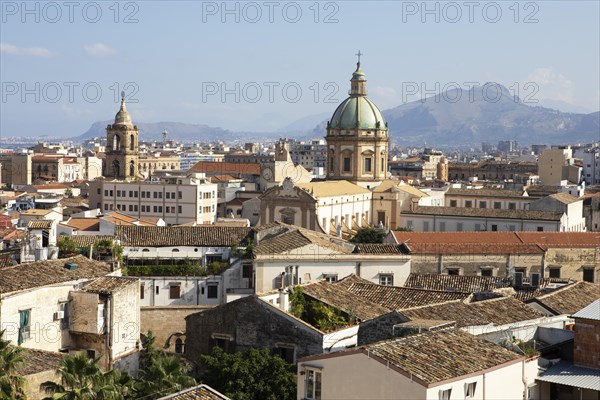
(114, 96, 133, 127)
(328, 62, 387, 130)
(329, 96, 386, 130)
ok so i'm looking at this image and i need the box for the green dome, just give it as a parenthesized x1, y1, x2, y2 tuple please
(329, 96, 387, 130)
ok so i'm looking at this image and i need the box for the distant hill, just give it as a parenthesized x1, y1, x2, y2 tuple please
(380, 84, 599, 145)
(76, 121, 275, 143)
(76, 83, 599, 145)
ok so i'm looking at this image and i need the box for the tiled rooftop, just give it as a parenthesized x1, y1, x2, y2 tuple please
(399, 296, 545, 327)
(404, 273, 512, 292)
(27, 219, 55, 230)
(404, 206, 564, 220)
(346, 282, 470, 310)
(190, 161, 261, 176)
(253, 227, 353, 256)
(362, 329, 522, 384)
(115, 225, 252, 247)
(83, 276, 139, 294)
(446, 188, 526, 197)
(527, 281, 600, 315)
(159, 384, 231, 399)
(16, 347, 65, 375)
(295, 180, 371, 197)
(392, 231, 600, 249)
(0, 255, 113, 293)
(352, 243, 410, 255)
(301, 280, 390, 321)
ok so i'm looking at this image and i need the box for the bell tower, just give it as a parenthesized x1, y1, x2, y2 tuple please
(104, 93, 139, 180)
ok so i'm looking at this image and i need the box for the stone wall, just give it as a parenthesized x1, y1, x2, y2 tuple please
(24, 370, 57, 400)
(357, 312, 407, 346)
(184, 296, 323, 363)
(140, 306, 212, 353)
(545, 247, 600, 283)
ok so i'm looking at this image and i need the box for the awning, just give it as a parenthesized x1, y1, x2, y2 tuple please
(536, 361, 600, 391)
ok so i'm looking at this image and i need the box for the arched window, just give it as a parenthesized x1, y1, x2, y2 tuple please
(130, 134, 135, 151)
(113, 134, 121, 151)
(129, 161, 135, 177)
(175, 338, 184, 353)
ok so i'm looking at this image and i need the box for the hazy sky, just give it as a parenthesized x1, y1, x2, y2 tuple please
(1, 0, 599, 137)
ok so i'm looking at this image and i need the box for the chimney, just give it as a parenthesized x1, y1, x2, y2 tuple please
(279, 288, 289, 312)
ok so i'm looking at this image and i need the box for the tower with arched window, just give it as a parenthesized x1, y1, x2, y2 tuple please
(104, 95, 139, 180)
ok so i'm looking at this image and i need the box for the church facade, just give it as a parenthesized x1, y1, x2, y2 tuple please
(257, 58, 404, 236)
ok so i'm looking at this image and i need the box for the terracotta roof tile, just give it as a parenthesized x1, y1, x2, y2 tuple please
(159, 384, 230, 400)
(253, 227, 352, 255)
(0, 255, 113, 293)
(404, 273, 512, 292)
(27, 220, 54, 229)
(362, 329, 522, 384)
(190, 161, 260, 176)
(399, 296, 545, 327)
(528, 281, 600, 315)
(115, 225, 252, 247)
(16, 347, 65, 376)
(83, 276, 139, 294)
(301, 280, 390, 321)
(346, 282, 469, 310)
(404, 206, 564, 221)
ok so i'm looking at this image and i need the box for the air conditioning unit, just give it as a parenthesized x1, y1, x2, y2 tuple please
(53, 311, 65, 320)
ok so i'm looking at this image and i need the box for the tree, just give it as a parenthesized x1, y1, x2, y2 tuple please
(57, 235, 79, 258)
(289, 286, 306, 318)
(349, 227, 386, 244)
(199, 347, 296, 400)
(41, 352, 134, 400)
(136, 331, 196, 399)
(307, 301, 348, 332)
(0, 330, 26, 400)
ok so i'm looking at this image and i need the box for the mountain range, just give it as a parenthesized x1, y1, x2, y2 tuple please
(78, 83, 599, 146)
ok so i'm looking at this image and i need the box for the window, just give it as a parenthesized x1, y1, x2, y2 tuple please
(508, 202, 516, 210)
(465, 200, 473, 208)
(140, 284, 145, 299)
(169, 284, 181, 299)
(423, 221, 430, 232)
(175, 338, 184, 354)
(439, 222, 446, 232)
(447, 268, 460, 275)
(449, 200, 457, 207)
(343, 157, 351, 172)
(479, 201, 487, 208)
(380, 274, 393, 286)
(18, 309, 31, 345)
(142, 191, 146, 198)
(273, 345, 295, 363)
(305, 369, 322, 400)
(156, 286, 159, 295)
(537, 227, 544, 232)
(548, 268, 561, 278)
(207, 284, 218, 299)
(323, 274, 338, 283)
(364, 157, 372, 172)
(59, 302, 70, 330)
(494, 201, 501, 209)
(178, 206, 182, 213)
(456, 222, 463, 232)
(465, 382, 477, 398)
(583, 268, 595, 283)
(439, 388, 452, 400)
(481, 268, 493, 277)
(377, 211, 385, 225)
(210, 334, 233, 352)
(515, 268, 527, 276)
(491, 224, 498, 231)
